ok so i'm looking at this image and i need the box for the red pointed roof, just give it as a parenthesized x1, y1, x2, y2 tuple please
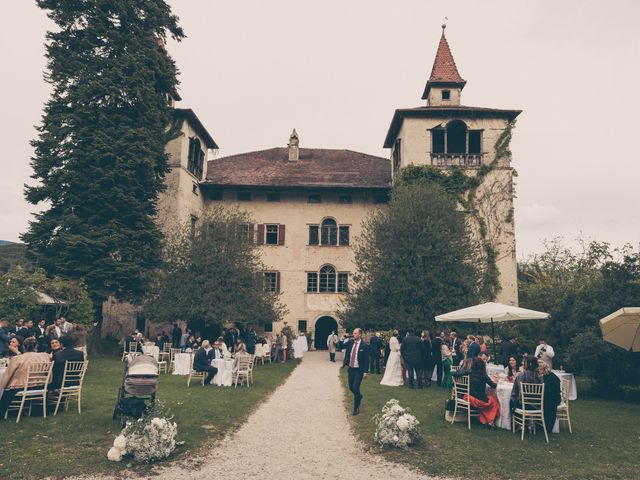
(421, 30, 466, 99)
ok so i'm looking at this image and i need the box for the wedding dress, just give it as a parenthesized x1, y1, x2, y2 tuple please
(380, 336, 403, 386)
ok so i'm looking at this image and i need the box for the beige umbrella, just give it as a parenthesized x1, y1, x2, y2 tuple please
(599, 307, 640, 352)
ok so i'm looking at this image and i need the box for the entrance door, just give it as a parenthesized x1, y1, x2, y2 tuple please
(314, 316, 338, 350)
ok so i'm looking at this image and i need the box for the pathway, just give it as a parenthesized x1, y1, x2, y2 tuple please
(121, 352, 441, 479)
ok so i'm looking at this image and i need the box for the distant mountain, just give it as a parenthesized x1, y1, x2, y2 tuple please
(0, 242, 30, 274)
(0, 240, 15, 246)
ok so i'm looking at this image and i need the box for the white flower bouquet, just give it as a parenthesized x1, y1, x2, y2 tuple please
(373, 399, 421, 449)
(108, 403, 178, 463)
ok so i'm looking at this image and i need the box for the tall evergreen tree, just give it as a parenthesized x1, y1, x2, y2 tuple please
(340, 182, 482, 332)
(22, 1, 184, 327)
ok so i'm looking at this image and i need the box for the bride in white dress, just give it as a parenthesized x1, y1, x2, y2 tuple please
(380, 335, 403, 386)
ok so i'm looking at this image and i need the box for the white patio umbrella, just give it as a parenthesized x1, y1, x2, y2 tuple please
(599, 307, 640, 352)
(435, 302, 550, 358)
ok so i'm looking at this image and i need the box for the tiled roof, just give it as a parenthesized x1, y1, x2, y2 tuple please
(203, 148, 391, 189)
(174, 108, 218, 149)
(421, 32, 466, 99)
(383, 106, 522, 148)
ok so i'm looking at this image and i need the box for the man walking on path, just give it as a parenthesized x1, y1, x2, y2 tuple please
(342, 328, 369, 415)
(368, 332, 382, 374)
(327, 331, 338, 362)
(401, 328, 425, 388)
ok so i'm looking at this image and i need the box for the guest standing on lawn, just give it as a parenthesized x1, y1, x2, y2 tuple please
(431, 332, 443, 386)
(535, 338, 555, 368)
(441, 339, 454, 388)
(501, 336, 518, 367)
(342, 328, 369, 415)
(420, 330, 433, 387)
(400, 329, 424, 389)
(327, 331, 338, 362)
(368, 332, 382, 374)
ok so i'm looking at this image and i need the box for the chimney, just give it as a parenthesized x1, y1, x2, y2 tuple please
(288, 128, 299, 161)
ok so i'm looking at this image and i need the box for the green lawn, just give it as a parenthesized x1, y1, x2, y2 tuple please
(341, 371, 640, 480)
(1, 355, 299, 480)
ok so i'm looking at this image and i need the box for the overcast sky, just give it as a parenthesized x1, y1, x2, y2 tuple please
(1, 0, 639, 258)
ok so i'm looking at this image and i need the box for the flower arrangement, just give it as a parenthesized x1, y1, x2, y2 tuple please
(108, 403, 178, 463)
(373, 399, 421, 449)
(0, 358, 8, 368)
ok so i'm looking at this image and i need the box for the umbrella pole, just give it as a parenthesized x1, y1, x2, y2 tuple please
(491, 318, 496, 361)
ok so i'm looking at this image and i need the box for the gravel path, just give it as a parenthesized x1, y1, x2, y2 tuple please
(101, 352, 443, 480)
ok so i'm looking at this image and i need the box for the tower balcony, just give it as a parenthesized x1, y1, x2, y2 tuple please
(430, 153, 484, 167)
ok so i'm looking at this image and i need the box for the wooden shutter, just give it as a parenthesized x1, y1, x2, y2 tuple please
(276, 271, 281, 293)
(248, 223, 255, 242)
(257, 224, 264, 245)
(278, 224, 285, 245)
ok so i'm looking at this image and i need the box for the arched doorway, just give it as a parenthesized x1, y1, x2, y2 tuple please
(314, 316, 338, 350)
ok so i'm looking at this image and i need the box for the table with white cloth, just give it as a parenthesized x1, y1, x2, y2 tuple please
(211, 358, 234, 386)
(486, 363, 505, 377)
(142, 345, 160, 361)
(491, 381, 560, 433)
(293, 336, 308, 359)
(254, 343, 269, 358)
(554, 370, 577, 400)
(172, 352, 191, 375)
(0, 366, 7, 399)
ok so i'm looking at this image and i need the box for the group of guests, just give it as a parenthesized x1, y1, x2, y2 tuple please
(0, 317, 85, 419)
(1, 316, 88, 358)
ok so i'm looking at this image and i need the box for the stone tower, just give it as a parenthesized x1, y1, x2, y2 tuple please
(383, 26, 521, 305)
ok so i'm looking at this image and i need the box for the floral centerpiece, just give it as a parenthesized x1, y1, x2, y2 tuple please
(108, 403, 178, 463)
(373, 399, 421, 449)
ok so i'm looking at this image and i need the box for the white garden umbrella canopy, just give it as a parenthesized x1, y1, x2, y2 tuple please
(599, 307, 640, 352)
(435, 302, 549, 323)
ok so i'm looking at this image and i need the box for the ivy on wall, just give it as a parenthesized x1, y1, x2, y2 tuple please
(395, 120, 517, 299)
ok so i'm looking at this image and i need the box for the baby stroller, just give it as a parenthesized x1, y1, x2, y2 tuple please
(112, 353, 159, 428)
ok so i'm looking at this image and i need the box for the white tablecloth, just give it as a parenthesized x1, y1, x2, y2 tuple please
(212, 358, 234, 386)
(172, 353, 191, 375)
(254, 343, 270, 358)
(554, 371, 577, 400)
(142, 345, 160, 361)
(293, 336, 308, 359)
(491, 382, 559, 433)
(0, 366, 6, 399)
(486, 363, 505, 377)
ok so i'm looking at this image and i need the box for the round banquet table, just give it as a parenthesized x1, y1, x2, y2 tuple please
(172, 353, 191, 375)
(293, 336, 308, 359)
(142, 345, 160, 361)
(254, 343, 267, 358)
(212, 358, 235, 386)
(491, 381, 560, 433)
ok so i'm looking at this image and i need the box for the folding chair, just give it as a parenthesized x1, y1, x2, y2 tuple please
(5, 362, 53, 423)
(556, 378, 573, 433)
(512, 382, 549, 443)
(187, 353, 206, 387)
(50, 360, 89, 415)
(451, 375, 478, 430)
(233, 355, 251, 388)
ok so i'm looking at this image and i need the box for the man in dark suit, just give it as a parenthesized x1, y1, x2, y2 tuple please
(224, 328, 236, 353)
(467, 335, 481, 359)
(450, 331, 462, 364)
(34, 319, 47, 352)
(342, 328, 369, 415)
(431, 332, 443, 386)
(171, 323, 182, 348)
(50, 335, 84, 390)
(193, 340, 218, 385)
(368, 333, 382, 374)
(501, 336, 518, 366)
(400, 329, 425, 388)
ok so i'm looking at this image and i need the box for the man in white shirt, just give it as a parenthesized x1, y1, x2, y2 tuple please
(534, 338, 555, 368)
(343, 328, 369, 415)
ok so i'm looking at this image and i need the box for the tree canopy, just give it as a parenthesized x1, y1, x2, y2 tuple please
(340, 181, 483, 333)
(144, 206, 287, 330)
(22, 1, 185, 319)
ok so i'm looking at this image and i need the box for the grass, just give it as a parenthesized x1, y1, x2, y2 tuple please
(341, 370, 640, 480)
(1, 355, 299, 479)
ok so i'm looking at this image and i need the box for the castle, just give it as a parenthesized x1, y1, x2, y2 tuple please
(103, 28, 520, 347)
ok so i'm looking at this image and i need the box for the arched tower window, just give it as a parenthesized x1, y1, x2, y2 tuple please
(320, 218, 337, 246)
(430, 120, 483, 166)
(446, 120, 467, 154)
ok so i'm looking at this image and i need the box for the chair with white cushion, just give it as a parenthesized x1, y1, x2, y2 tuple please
(512, 382, 548, 443)
(451, 375, 478, 430)
(5, 362, 53, 423)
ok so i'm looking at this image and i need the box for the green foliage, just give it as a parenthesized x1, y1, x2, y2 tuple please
(340, 182, 482, 332)
(514, 239, 640, 399)
(22, 1, 185, 315)
(145, 206, 287, 330)
(394, 120, 517, 298)
(280, 324, 295, 356)
(0, 266, 94, 328)
(0, 243, 31, 274)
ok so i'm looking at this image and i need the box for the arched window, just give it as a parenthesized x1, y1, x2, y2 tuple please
(446, 120, 467, 154)
(320, 218, 337, 246)
(319, 265, 336, 292)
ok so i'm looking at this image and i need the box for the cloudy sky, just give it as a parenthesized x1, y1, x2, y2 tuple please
(1, 0, 638, 258)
